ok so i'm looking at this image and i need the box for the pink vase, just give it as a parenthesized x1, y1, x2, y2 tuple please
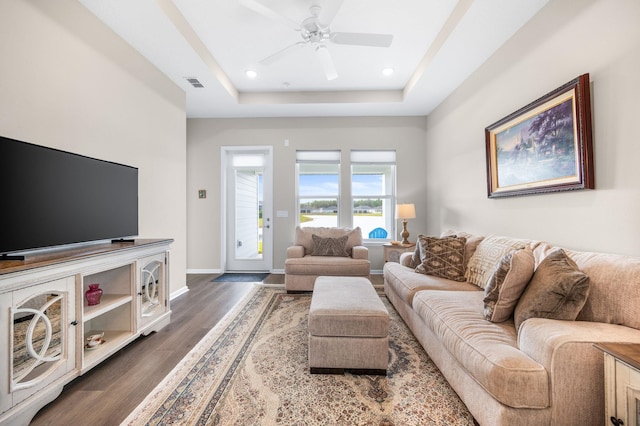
(85, 284, 103, 306)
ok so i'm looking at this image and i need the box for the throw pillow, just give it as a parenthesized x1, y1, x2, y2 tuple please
(440, 229, 485, 271)
(311, 234, 349, 257)
(408, 244, 421, 268)
(465, 236, 528, 289)
(415, 235, 467, 281)
(514, 248, 590, 331)
(483, 247, 535, 322)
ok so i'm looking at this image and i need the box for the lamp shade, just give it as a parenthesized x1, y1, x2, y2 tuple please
(396, 203, 416, 220)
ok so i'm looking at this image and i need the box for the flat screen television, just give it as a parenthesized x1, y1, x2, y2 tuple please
(0, 135, 138, 256)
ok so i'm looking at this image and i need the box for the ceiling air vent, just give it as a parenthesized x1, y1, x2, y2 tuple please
(185, 77, 204, 88)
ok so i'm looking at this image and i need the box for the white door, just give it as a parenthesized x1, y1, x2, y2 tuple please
(223, 147, 273, 272)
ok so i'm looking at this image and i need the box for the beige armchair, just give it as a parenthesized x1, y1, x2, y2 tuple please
(284, 226, 370, 292)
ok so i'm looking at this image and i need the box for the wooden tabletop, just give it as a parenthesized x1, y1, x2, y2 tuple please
(595, 342, 640, 371)
(0, 239, 173, 276)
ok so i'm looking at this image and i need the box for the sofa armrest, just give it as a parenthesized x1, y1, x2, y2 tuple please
(286, 245, 305, 259)
(352, 245, 368, 260)
(518, 318, 640, 421)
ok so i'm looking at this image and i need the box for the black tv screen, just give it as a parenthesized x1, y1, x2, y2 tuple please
(0, 135, 138, 254)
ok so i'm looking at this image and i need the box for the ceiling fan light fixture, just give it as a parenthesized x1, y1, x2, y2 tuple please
(245, 70, 258, 79)
(382, 67, 394, 76)
(315, 45, 338, 80)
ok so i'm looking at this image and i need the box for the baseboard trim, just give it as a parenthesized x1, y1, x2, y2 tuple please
(170, 285, 189, 301)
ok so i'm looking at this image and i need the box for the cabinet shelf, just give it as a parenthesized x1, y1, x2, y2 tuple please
(82, 329, 132, 367)
(83, 294, 132, 321)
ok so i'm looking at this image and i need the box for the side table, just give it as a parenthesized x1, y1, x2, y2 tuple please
(383, 243, 416, 263)
(595, 342, 640, 426)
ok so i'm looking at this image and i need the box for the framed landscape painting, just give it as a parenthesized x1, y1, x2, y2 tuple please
(485, 74, 594, 198)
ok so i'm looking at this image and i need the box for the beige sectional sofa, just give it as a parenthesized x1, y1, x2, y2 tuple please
(285, 226, 370, 292)
(383, 230, 640, 426)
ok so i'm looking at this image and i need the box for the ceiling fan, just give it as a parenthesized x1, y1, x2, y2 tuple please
(241, 0, 394, 80)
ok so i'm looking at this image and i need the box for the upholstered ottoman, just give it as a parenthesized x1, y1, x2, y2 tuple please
(308, 276, 389, 375)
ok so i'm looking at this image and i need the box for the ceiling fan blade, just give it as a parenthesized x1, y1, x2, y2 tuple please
(330, 32, 393, 47)
(317, 0, 344, 28)
(315, 45, 338, 80)
(240, 0, 300, 31)
(259, 41, 306, 66)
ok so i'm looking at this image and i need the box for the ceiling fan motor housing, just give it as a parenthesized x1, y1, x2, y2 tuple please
(301, 16, 330, 43)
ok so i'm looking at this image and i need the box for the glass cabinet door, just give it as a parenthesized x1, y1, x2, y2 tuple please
(9, 277, 76, 405)
(138, 254, 167, 329)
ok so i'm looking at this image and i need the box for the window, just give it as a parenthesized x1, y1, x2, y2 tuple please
(351, 150, 396, 240)
(296, 150, 340, 228)
(295, 150, 397, 240)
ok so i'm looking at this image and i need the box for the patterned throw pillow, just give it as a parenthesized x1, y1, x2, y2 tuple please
(465, 236, 528, 289)
(483, 247, 535, 322)
(514, 248, 590, 331)
(310, 234, 349, 257)
(415, 235, 467, 281)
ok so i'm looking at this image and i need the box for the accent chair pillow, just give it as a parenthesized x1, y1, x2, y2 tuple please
(465, 236, 528, 289)
(514, 248, 590, 331)
(295, 226, 362, 255)
(311, 234, 349, 257)
(483, 247, 535, 322)
(415, 235, 467, 281)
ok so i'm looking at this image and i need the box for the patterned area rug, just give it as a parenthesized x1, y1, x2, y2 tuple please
(122, 287, 474, 425)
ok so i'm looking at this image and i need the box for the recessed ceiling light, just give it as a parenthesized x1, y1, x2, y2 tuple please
(382, 67, 394, 76)
(245, 70, 257, 79)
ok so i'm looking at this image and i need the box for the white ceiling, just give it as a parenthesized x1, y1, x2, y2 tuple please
(79, 0, 549, 118)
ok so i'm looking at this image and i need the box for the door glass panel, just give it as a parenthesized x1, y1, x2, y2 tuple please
(12, 293, 64, 390)
(235, 169, 263, 260)
(141, 260, 162, 318)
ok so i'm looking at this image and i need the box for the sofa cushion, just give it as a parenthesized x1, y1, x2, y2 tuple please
(383, 262, 479, 306)
(566, 250, 640, 329)
(412, 290, 549, 409)
(465, 236, 530, 289)
(285, 256, 371, 277)
(311, 235, 349, 257)
(295, 226, 362, 255)
(415, 235, 466, 281)
(483, 247, 535, 322)
(514, 248, 590, 331)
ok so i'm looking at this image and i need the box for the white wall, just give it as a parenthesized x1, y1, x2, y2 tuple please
(0, 1, 188, 294)
(187, 117, 427, 272)
(425, 0, 640, 256)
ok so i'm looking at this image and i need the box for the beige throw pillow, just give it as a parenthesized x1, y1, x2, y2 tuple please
(465, 236, 528, 289)
(311, 235, 349, 257)
(514, 248, 590, 331)
(483, 247, 535, 322)
(415, 235, 467, 281)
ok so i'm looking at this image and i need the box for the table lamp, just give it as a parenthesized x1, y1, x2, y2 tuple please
(396, 203, 416, 245)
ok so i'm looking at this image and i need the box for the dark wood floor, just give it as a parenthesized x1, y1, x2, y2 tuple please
(30, 274, 257, 426)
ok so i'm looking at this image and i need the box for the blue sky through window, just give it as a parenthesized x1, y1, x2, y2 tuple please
(300, 174, 382, 197)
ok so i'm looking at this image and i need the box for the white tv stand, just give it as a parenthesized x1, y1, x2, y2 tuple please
(0, 239, 172, 425)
